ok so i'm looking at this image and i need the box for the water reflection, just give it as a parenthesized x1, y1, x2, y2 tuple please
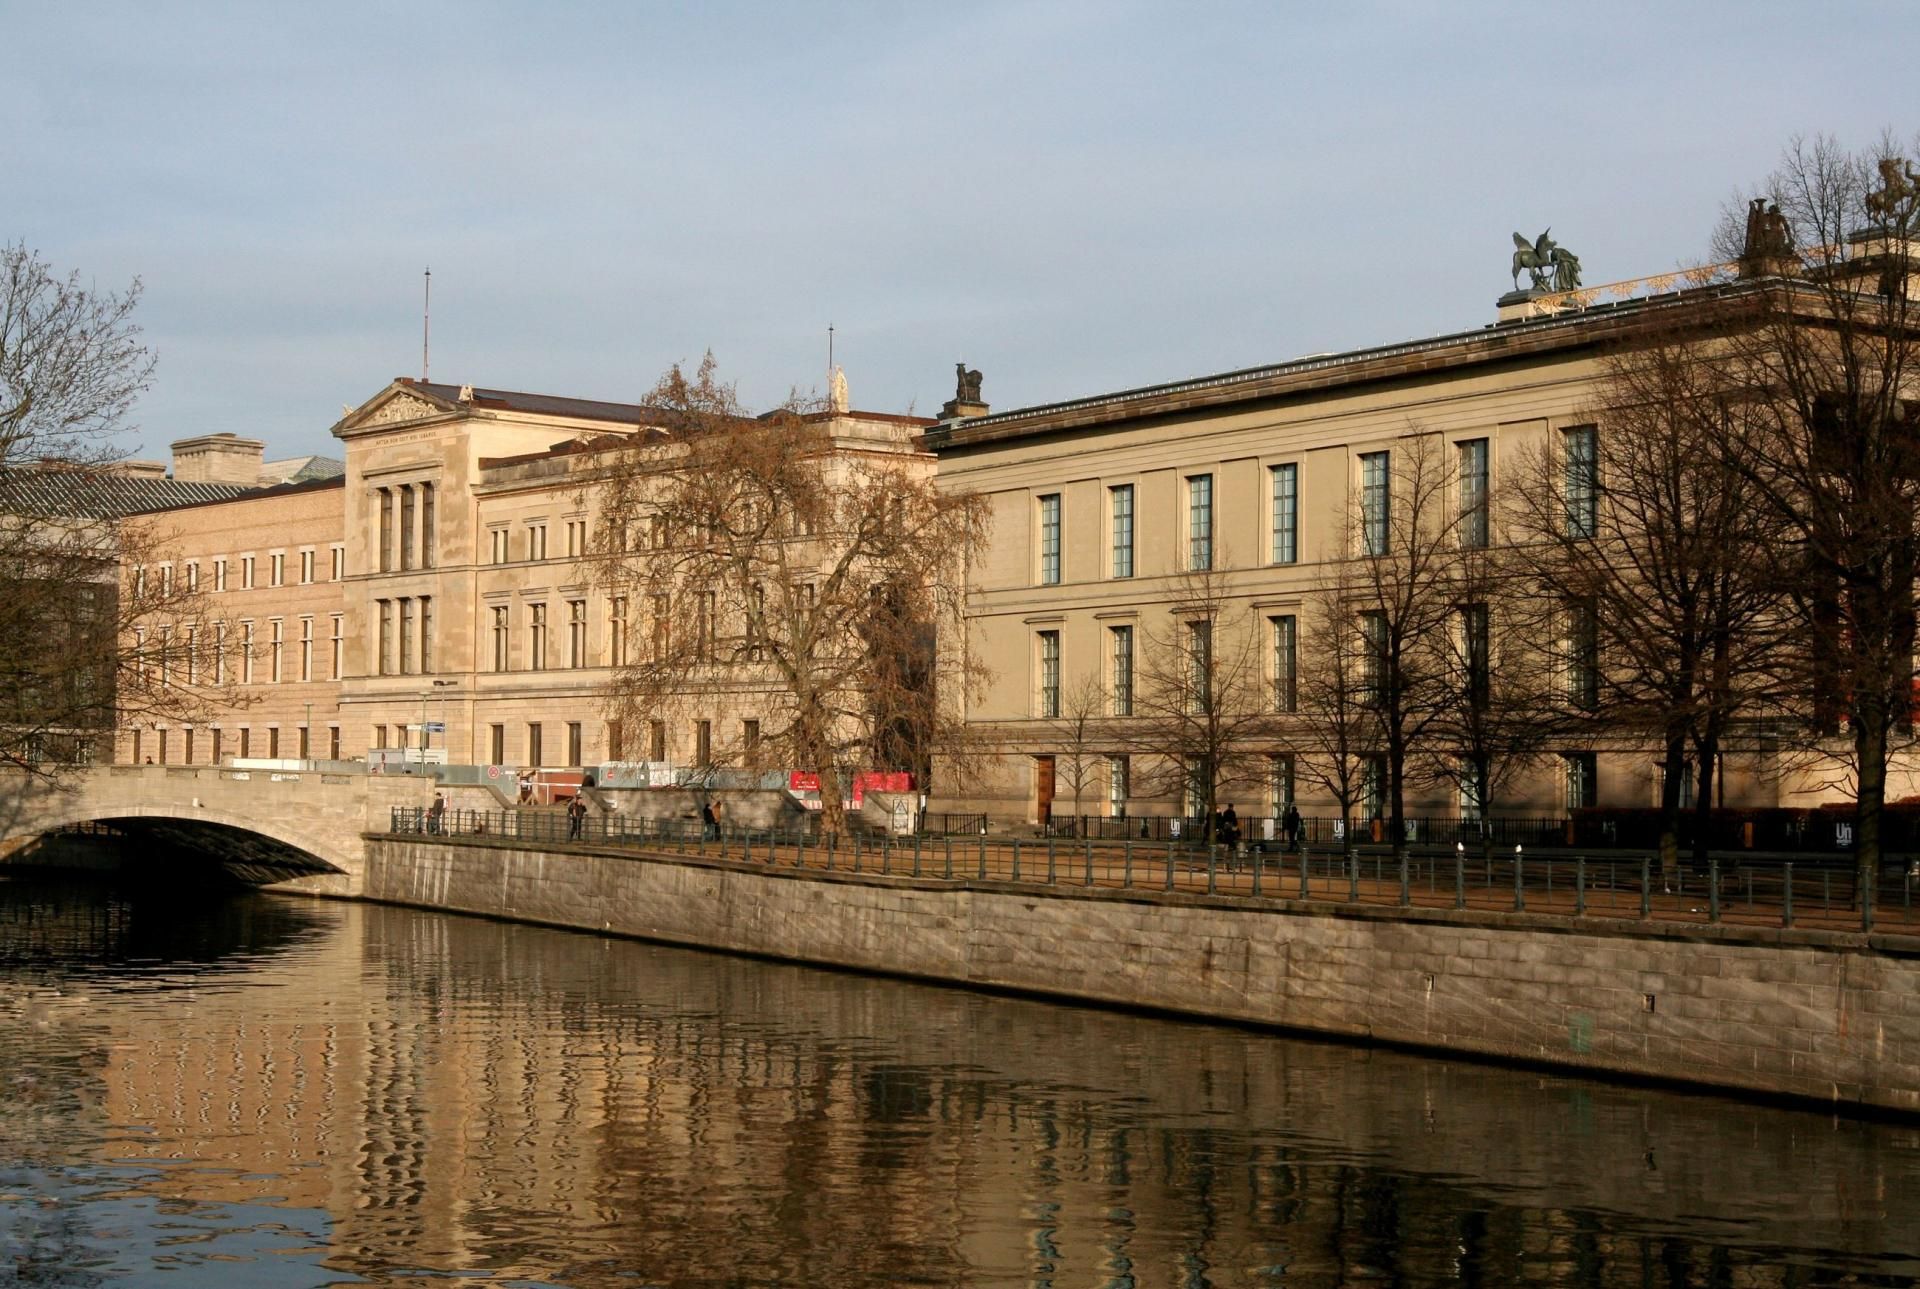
(0, 874, 1916, 1286)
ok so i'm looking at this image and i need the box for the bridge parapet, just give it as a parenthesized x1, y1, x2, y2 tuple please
(0, 765, 437, 896)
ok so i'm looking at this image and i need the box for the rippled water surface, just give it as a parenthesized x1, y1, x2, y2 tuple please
(1, 874, 1918, 1287)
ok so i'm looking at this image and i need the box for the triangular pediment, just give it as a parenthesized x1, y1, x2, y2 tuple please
(331, 381, 460, 438)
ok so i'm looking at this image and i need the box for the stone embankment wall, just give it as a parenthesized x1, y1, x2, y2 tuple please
(361, 835, 1920, 1114)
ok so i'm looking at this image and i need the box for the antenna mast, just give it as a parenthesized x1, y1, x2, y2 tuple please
(827, 323, 834, 386)
(421, 267, 432, 381)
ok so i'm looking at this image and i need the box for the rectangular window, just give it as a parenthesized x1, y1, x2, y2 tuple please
(1461, 602, 1490, 706)
(211, 728, 222, 764)
(269, 619, 284, 683)
(213, 557, 227, 592)
(184, 626, 198, 685)
(184, 728, 195, 764)
(1109, 624, 1133, 716)
(1270, 753, 1296, 814)
(1458, 438, 1489, 548)
(1564, 425, 1597, 538)
(695, 719, 712, 767)
(492, 606, 510, 671)
(610, 597, 628, 667)
(490, 528, 509, 564)
(1459, 759, 1485, 821)
(270, 553, 284, 587)
(608, 719, 625, 760)
(1187, 620, 1213, 713)
(397, 599, 413, 676)
(1271, 614, 1297, 712)
(299, 617, 313, 682)
(1566, 600, 1599, 710)
(1565, 752, 1597, 810)
(186, 561, 199, 592)
(131, 728, 141, 764)
(267, 727, 280, 759)
(329, 615, 343, 680)
(528, 523, 548, 561)
(1110, 484, 1134, 578)
(379, 490, 393, 572)
(489, 724, 505, 765)
(649, 720, 666, 761)
(1360, 610, 1387, 704)
(743, 719, 761, 767)
(331, 546, 345, 580)
(1187, 473, 1213, 571)
(1037, 493, 1061, 585)
(1037, 630, 1060, 718)
(697, 592, 716, 662)
(241, 621, 255, 684)
(214, 621, 227, 684)
(1361, 451, 1390, 556)
(328, 727, 340, 760)
(160, 564, 172, 596)
(377, 600, 391, 675)
(421, 483, 435, 568)
(299, 549, 314, 584)
(567, 721, 583, 767)
(1362, 755, 1387, 819)
(298, 725, 310, 761)
(566, 519, 587, 558)
(241, 556, 255, 589)
(568, 599, 587, 668)
(650, 593, 670, 659)
(399, 486, 415, 570)
(372, 724, 385, 753)
(419, 596, 432, 673)
(529, 604, 547, 670)
(239, 727, 251, 759)
(1271, 464, 1298, 564)
(1108, 755, 1129, 817)
(528, 723, 543, 766)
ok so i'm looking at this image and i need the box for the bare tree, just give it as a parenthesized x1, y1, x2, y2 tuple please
(0, 243, 232, 775)
(1293, 573, 1376, 857)
(1508, 325, 1789, 879)
(1336, 433, 1460, 859)
(1706, 133, 1920, 888)
(586, 355, 988, 835)
(1043, 672, 1109, 829)
(1123, 564, 1274, 840)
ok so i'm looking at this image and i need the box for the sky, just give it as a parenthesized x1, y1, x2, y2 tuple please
(5, 1, 1918, 462)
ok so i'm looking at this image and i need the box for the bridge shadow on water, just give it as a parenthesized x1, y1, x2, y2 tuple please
(5, 816, 342, 889)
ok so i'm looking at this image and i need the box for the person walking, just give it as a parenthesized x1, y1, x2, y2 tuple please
(427, 794, 446, 836)
(701, 800, 718, 841)
(1283, 803, 1302, 852)
(567, 793, 586, 840)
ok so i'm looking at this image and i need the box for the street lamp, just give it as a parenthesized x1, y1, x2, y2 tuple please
(431, 680, 457, 764)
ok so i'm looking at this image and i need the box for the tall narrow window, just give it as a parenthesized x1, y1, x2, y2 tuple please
(269, 619, 284, 684)
(399, 486, 415, 570)
(1187, 473, 1213, 571)
(378, 490, 393, 573)
(1565, 752, 1597, 810)
(1461, 602, 1490, 706)
(420, 483, 435, 568)
(1459, 759, 1485, 820)
(568, 599, 587, 667)
(1566, 600, 1599, 710)
(1187, 620, 1213, 713)
(528, 523, 548, 561)
(490, 528, 509, 564)
(1271, 464, 1298, 564)
(186, 561, 199, 592)
(1563, 424, 1597, 538)
(697, 592, 716, 662)
(331, 546, 345, 580)
(376, 600, 391, 676)
(329, 727, 340, 760)
(214, 621, 227, 685)
(1110, 484, 1134, 578)
(649, 719, 666, 761)
(610, 597, 628, 667)
(299, 617, 313, 682)
(1361, 451, 1390, 556)
(489, 724, 505, 765)
(211, 728, 222, 763)
(1037, 631, 1060, 718)
(213, 557, 227, 592)
(529, 603, 547, 670)
(1270, 753, 1296, 814)
(608, 719, 625, 760)
(270, 553, 284, 586)
(528, 722, 543, 766)
(241, 556, 255, 589)
(567, 721, 583, 767)
(300, 549, 314, 584)
(397, 599, 413, 676)
(1360, 610, 1387, 704)
(1362, 756, 1387, 819)
(298, 726, 310, 761)
(492, 606, 510, 671)
(1108, 755, 1129, 817)
(743, 719, 762, 767)
(239, 727, 251, 758)
(419, 596, 433, 673)
(1458, 438, 1489, 548)
(1109, 624, 1133, 717)
(1037, 493, 1061, 585)
(1271, 614, 1297, 712)
(695, 719, 712, 767)
(330, 615, 343, 680)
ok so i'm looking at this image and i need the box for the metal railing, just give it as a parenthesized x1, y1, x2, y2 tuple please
(389, 807, 1920, 933)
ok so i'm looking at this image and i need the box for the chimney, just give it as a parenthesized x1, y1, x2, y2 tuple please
(171, 433, 266, 486)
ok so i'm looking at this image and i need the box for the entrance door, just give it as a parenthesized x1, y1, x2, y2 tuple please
(1035, 755, 1055, 826)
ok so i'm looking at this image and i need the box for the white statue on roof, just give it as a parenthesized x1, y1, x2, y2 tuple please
(829, 366, 849, 415)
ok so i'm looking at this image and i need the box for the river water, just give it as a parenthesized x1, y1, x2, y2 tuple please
(0, 875, 1917, 1287)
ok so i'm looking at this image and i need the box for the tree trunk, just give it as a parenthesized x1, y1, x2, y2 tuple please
(1690, 730, 1719, 868)
(1658, 733, 1687, 890)
(1855, 707, 1888, 911)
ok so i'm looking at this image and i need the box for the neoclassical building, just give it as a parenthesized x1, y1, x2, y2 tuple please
(118, 378, 935, 772)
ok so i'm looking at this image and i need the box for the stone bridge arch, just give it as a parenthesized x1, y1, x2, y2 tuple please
(0, 765, 437, 896)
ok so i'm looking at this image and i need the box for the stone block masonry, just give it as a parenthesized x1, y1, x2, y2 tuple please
(361, 834, 1920, 1115)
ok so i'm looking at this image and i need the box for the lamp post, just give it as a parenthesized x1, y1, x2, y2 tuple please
(431, 679, 457, 764)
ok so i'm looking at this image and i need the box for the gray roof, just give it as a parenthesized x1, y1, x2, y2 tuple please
(261, 454, 345, 484)
(401, 379, 655, 425)
(0, 469, 257, 520)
